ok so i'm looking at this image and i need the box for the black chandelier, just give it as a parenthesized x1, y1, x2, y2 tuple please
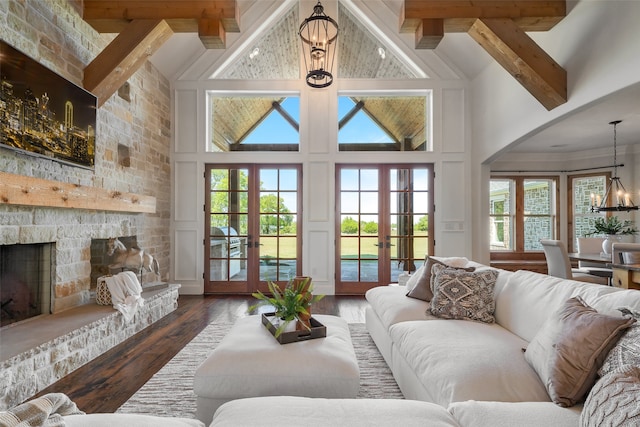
(591, 120, 638, 212)
(299, 1, 338, 88)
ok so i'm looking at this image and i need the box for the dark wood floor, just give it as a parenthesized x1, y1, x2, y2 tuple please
(35, 295, 368, 414)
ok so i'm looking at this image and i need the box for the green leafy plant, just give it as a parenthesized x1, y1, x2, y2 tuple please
(588, 216, 638, 236)
(249, 277, 324, 337)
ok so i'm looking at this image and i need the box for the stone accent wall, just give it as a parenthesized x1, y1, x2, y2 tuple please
(0, 0, 171, 313)
(0, 284, 180, 410)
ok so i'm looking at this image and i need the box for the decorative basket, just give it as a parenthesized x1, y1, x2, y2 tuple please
(96, 276, 112, 306)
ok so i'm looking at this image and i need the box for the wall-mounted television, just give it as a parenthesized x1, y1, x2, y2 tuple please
(0, 40, 97, 169)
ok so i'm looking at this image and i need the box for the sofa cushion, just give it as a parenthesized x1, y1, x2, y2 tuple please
(64, 414, 205, 427)
(365, 286, 436, 330)
(389, 319, 549, 406)
(598, 309, 640, 377)
(494, 270, 625, 343)
(524, 297, 635, 407)
(448, 400, 581, 427)
(406, 256, 473, 302)
(580, 365, 640, 427)
(210, 396, 460, 427)
(429, 264, 498, 323)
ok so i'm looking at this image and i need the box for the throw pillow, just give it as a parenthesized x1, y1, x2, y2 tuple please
(598, 308, 640, 377)
(406, 256, 474, 302)
(524, 297, 635, 407)
(580, 365, 640, 427)
(428, 264, 498, 323)
(404, 265, 425, 293)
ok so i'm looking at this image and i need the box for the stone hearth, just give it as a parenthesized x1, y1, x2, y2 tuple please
(0, 283, 180, 410)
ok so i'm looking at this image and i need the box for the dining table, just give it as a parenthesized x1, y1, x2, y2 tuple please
(568, 252, 612, 264)
(568, 252, 613, 284)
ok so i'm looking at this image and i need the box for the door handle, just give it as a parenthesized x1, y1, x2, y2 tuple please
(386, 242, 395, 248)
(374, 242, 383, 248)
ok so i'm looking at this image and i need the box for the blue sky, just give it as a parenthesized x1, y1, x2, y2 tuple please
(243, 96, 391, 144)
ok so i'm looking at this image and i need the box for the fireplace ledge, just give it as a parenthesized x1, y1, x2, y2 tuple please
(0, 283, 180, 410)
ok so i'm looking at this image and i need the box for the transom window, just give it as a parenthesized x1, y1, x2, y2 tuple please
(337, 94, 430, 152)
(207, 94, 300, 152)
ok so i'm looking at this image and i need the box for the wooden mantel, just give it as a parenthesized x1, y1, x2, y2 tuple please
(0, 172, 156, 214)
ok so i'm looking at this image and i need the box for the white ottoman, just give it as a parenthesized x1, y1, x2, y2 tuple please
(194, 314, 360, 424)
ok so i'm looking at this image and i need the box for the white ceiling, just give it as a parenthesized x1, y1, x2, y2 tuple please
(148, 0, 640, 156)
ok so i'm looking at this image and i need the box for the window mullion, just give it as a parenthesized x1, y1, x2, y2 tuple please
(515, 178, 525, 252)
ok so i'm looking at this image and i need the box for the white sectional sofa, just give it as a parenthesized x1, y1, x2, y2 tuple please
(208, 257, 639, 426)
(365, 257, 640, 425)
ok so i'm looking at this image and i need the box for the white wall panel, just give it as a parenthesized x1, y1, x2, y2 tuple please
(174, 229, 199, 280)
(442, 88, 465, 153)
(308, 162, 330, 221)
(308, 230, 330, 283)
(439, 161, 465, 222)
(175, 90, 198, 153)
(174, 161, 198, 222)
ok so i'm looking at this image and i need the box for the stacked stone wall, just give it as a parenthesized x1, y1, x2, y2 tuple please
(0, 0, 171, 313)
(0, 285, 180, 410)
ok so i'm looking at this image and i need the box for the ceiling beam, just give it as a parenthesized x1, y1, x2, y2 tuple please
(198, 18, 227, 49)
(468, 18, 567, 110)
(400, 0, 567, 110)
(84, 19, 173, 107)
(81, 0, 240, 45)
(401, 0, 566, 34)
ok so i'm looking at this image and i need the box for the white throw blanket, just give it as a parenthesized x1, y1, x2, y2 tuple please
(105, 271, 144, 322)
(0, 393, 84, 427)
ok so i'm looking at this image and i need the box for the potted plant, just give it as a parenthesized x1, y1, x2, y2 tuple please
(587, 216, 638, 255)
(249, 276, 324, 338)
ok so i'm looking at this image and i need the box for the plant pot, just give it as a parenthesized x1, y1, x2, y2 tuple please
(602, 235, 623, 255)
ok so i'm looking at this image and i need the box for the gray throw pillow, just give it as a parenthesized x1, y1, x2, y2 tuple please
(524, 297, 636, 407)
(428, 264, 498, 323)
(580, 365, 640, 427)
(406, 256, 474, 302)
(598, 308, 640, 377)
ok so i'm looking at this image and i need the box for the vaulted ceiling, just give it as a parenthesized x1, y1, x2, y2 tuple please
(75, 0, 566, 110)
(73, 0, 640, 154)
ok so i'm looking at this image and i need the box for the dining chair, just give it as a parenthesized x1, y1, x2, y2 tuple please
(612, 243, 640, 265)
(540, 239, 608, 284)
(576, 237, 612, 278)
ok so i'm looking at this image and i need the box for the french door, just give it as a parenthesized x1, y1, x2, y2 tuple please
(205, 164, 302, 294)
(336, 164, 434, 294)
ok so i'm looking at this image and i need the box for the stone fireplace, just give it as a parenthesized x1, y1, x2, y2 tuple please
(0, 243, 54, 327)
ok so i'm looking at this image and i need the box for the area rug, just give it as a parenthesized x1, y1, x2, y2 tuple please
(117, 322, 403, 418)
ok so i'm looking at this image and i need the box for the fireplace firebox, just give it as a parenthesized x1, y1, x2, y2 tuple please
(0, 243, 54, 327)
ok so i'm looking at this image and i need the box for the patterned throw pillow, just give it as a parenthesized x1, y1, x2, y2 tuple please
(406, 257, 474, 302)
(428, 264, 498, 323)
(598, 309, 640, 377)
(581, 365, 640, 427)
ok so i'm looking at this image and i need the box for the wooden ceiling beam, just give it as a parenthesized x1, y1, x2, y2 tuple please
(84, 20, 173, 107)
(468, 18, 567, 110)
(82, 0, 239, 42)
(198, 18, 226, 49)
(415, 19, 444, 49)
(401, 0, 566, 33)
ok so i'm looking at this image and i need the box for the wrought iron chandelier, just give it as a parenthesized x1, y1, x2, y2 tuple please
(591, 120, 638, 212)
(299, 1, 338, 88)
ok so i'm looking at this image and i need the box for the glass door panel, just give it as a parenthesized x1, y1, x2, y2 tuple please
(336, 164, 433, 294)
(258, 168, 301, 286)
(205, 164, 301, 293)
